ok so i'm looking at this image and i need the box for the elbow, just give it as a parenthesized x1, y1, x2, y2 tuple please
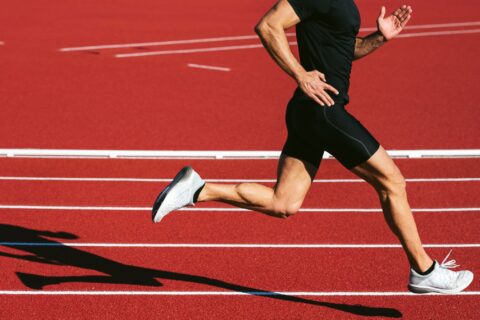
(254, 20, 267, 36)
(254, 19, 275, 37)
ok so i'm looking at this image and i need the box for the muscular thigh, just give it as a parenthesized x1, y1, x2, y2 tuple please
(321, 105, 380, 169)
(350, 146, 404, 189)
(282, 99, 380, 170)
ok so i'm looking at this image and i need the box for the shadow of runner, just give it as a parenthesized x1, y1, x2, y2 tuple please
(1, 224, 401, 318)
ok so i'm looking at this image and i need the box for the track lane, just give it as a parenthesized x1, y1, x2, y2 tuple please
(1, 158, 480, 179)
(1, 247, 478, 292)
(0, 159, 479, 209)
(0, 178, 478, 208)
(2, 33, 480, 150)
(0, 210, 478, 244)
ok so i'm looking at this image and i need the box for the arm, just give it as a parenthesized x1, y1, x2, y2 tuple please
(354, 32, 386, 60)
(354, 5, 412, 60)
(255, 0, 338, 106)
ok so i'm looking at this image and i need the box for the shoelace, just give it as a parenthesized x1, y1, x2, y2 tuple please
(440, 249, 460, 269)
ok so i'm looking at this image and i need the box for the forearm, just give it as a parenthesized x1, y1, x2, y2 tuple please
(354, 31, 387, 60)
(253, 0, 338, 106)
(255, 22, 305, 80)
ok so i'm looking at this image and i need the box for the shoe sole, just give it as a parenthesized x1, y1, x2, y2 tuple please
(152, 166, 191, 223)
(408, 272, 474, 294)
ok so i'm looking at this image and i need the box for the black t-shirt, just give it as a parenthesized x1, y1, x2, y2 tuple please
(287, 0, 360, 104)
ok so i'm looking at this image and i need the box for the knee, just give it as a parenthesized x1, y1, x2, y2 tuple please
(272, 201, 301, 219)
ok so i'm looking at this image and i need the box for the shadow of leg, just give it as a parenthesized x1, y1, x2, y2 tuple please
(3, 224, 402, 318)
(16, 272, 162, 290)
(16, 270, 402, 318)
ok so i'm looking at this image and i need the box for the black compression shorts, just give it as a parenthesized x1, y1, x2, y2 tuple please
(282, 98, 380, 169)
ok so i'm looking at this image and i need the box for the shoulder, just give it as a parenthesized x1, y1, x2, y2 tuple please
(287, 0, 333, 21)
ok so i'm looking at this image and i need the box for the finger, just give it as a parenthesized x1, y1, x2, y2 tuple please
(324, 84, 340, 96)
(324, 92, 335, 106)
(396, 10, 409, 23)
(397, 7, 410, 21)
(392, 7, 402, 17)
(394, 5, 407, 17)
(402, 6, 413, 16)
(378, 6, 386, 19)
(316, 89, 334, 106)
(315, 91, 333, 107)
(315, 70, 326, 82)
(396, 9, 407, 21)
(308, 92, 325, 106)
(400, 7, 412, 24)
(400, 14, 412, 28)
(394, 18, 401, 29)
(405, 6, 413, 18)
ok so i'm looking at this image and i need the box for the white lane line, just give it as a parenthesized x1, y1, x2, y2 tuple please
(187, 63, 231, 72)
(0, 205, 479, 213)
(115, 43, 268, 58)
(0, 176, 479, 183)
(2, 148, 480, 159)
(114, 30, 480, 59)
(59, 34, 263, 52)
(58, 21, 480, 52)
(1, 243, 479, 248)
(361, 21, 480, 32)
(0, 290, 479, 296)
(397, 29, 480, 38)
(404, 178, 480, 182)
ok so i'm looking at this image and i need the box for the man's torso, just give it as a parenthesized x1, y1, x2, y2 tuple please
(288, 0, 360, 104)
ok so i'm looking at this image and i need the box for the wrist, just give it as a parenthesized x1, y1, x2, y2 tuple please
(376, 29, 389, 42)
(376, 29, 388, 42)
(293, 68, 307, 83)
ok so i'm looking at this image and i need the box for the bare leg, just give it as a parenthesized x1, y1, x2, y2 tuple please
(350, 146, 433, 272)
(198, 155, 317, 218)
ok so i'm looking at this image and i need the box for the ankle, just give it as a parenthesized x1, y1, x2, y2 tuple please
(193, 183, 207, 202)
(412, 256, 435, 273)
(414, 261, 436, 275)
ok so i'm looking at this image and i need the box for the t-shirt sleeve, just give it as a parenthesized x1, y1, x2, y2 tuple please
(287, 0, 332, 21)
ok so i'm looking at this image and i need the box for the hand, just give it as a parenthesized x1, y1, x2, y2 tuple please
(377, 5, 413, 40)
(296, 70, 339, 106)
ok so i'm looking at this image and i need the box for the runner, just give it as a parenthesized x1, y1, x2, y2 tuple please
(152, 1, 473, 294)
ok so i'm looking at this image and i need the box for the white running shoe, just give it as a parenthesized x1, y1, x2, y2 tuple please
(152, 166, 205, 223)
(408, 250, 474, 294)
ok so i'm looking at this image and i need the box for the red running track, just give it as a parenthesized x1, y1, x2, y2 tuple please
(1, 0, 479, 150)
(0, 247, 478, 292)
(1, 210, 479, 245)
(0, 157, 478, 244)
(0, 295, 479, 320)
(0, 157, 479, 319)
(0, 246, 478, 319)
(0, 177, 479, 207)
(1, 0, 480, 318)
